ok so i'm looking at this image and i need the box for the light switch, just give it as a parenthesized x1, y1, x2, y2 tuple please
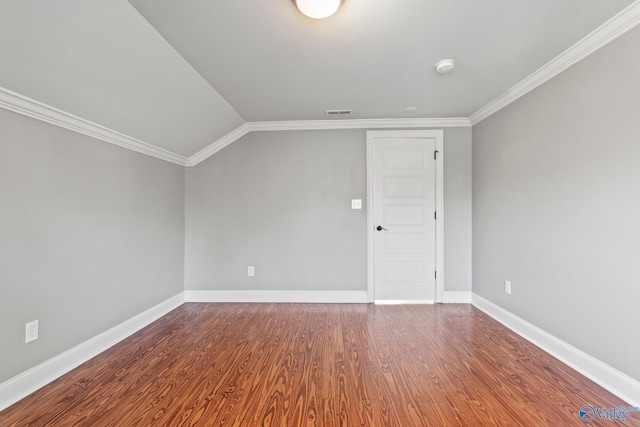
(351, 199, 362, 209)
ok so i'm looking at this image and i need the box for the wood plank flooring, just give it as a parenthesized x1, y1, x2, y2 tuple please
(0, 303, 636, 426)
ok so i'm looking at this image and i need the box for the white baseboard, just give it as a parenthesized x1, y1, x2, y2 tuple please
(0, 292, 185, 412)
(472, 293, 640, 407)
(184, 290, 368, 303)
(442, 291, 472, 303)
(374, 300, 434, 305)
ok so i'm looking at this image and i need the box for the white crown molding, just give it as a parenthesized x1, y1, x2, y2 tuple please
(0, 86, 468, 168)
(0, 87, 189, 166)
(184, 290, 368, 303)
(469, 0, 640, 125)
(0, 293, 185, 412)
(472, 293, 640, 407)
(186, 123, 251, 166)
(187, 118, 470, 166)
(249, 117, 471, 132)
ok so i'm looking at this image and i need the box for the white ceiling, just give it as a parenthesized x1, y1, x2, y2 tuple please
(0, 0, 635, 159)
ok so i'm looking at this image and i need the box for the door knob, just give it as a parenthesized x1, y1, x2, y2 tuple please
(376, 225, 388, 231)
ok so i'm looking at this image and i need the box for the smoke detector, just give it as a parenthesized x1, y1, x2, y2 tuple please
(435, 59, 456, 74)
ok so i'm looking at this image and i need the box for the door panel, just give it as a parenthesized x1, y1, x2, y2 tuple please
(384, 261, 425, 282)
(384, 177, 424, 197)
(383, 147, 425, 168)
(371, 133, 436, 302)
(384, 233, 425, 254)
(384, 205, 425, 225)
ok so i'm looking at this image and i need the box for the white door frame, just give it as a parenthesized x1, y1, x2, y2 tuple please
(366, 130, 444, 303)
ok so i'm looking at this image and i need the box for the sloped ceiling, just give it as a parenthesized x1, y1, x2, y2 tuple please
(0, 0, 244, 158)
(0, 0, 637, 162)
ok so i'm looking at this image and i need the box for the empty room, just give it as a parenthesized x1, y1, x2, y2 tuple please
(1, 0, 639, 425)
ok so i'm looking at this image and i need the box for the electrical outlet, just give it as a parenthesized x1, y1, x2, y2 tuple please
(504, 280, 512, 295)
(248, 266, 255, 277)
(25, 320, 39, 343)
(351, 199, 362, 209)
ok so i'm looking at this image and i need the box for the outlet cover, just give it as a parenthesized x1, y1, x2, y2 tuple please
(351, 199, 362, 209)
(504, 280, 512, 295)
(25, 320, 39, 343)
(248, 266, 255, 277)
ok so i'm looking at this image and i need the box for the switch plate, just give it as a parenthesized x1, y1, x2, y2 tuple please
(25, 320, 39, 343)
(351, 199, 362, 209)
(248, 266, 255, 277)
(504, 280, 512, 295)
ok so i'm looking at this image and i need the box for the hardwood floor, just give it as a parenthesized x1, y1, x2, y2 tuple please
(0, 303, 635, 426)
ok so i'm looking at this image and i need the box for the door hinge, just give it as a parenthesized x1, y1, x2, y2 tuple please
(434, 211, 437, 220)
(435, 271, 437, 279)
(434, 150, 439, 160)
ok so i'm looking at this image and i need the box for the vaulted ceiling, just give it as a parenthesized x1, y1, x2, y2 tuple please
(0, 0, 637, 163)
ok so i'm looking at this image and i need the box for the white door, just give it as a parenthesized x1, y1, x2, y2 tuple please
(366, 130, 443, 303)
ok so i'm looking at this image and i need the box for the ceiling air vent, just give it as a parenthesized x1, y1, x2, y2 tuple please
(325, 109, 353, 117)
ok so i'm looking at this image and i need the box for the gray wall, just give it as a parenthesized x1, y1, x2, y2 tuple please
(0, 108, 185, 383)
(473, 26, 640, 381)
(185, 127, 472, 294)
(443, 127, 473, 292)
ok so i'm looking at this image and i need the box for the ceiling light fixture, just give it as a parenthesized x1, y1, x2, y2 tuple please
(435, 59, 456, 74)
(293, 0, 344, 19)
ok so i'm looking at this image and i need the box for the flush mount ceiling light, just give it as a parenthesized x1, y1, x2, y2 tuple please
(293, 0, 344, 19)
(435, 58, 456, 74)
